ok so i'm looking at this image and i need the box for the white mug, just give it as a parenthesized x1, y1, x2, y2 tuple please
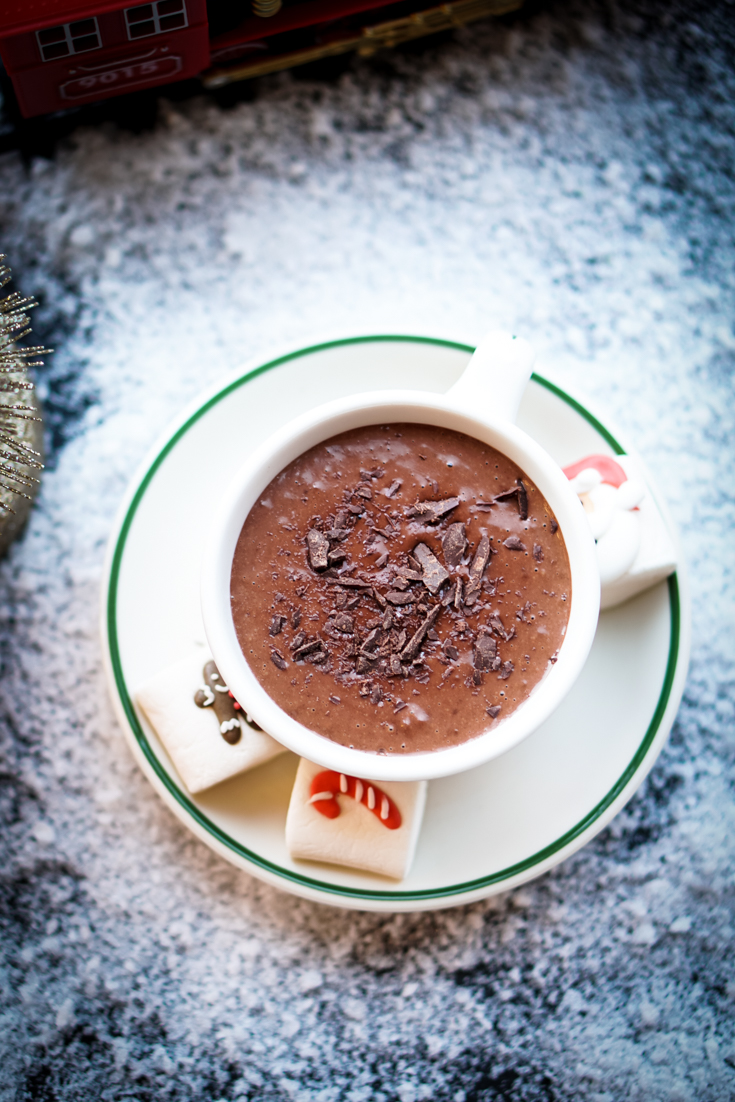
(201, 332, 600, 782)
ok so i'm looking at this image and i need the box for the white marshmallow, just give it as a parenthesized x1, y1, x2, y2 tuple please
(135, 653, 286, 794)
(286, 758, 427, 880)
(566, 454, 677, 610)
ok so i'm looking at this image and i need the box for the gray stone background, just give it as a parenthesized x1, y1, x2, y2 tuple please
(1, 0, 734, 1098)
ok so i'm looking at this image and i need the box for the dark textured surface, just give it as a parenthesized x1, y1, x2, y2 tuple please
(1, 1, 734, 1099)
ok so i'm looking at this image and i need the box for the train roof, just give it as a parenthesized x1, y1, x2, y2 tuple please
(0, 0, 131, 38)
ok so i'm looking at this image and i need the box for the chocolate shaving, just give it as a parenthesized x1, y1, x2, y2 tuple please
(388, 654, 403, 676)
(385, 590, 415, 606)
(499, 661, 515, 680)
(328, 695, 341, 705)
(400, 604, 442, 661)
(290, 631, 307, 651)
(492, 485, 519, 504)
(306, 529, 329, 571)
(360, 627, 383, 654)
(464, 534, 491, 606)
(383, 479, 403, 498)
(516, 602, 532, 623)
(332, 613, 355, 634)
(327, 549, 348, 566)
(291, 608, 302, 629)
(487, 613, 515, 643)
(486, 704, 501, 719)
(444, 644, 459, 661)
(550, 518, 558, 534)
(269, 614, 286, 636)
(405, 497, 460, 524)
(370, 686, 383, 705)
(533, 543, 544, 562)
(473, 633, 498, 671)
(517, 480, 528, 520)
(412, 542, 450, 594)
(442, 581, 457, 607)
(355, 485, 373, 500)
(393, 699, 408, 713)
(325, 577, 372, 588)
(483, 479, 528, 520)
(293, 639, 323, 660)
(270, 649, 288, 671)
(503, 536, 526, 552)
(326, 527, 350, 542)
(391, 576, 410, 592)
(442, 522, 466, 568)
(488, 613, 507, 638)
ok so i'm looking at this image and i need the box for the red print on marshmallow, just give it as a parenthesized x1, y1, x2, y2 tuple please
(308, 771, 402, 830)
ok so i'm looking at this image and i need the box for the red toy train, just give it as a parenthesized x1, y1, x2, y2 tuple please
(0, 0, 522, 118)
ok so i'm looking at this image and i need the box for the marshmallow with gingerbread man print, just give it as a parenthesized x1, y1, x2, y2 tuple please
(563, 453, 678, 609)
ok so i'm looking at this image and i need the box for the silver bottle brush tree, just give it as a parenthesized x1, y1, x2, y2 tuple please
(0, 255, 46, 556)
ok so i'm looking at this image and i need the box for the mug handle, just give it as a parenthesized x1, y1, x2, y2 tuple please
(445, 330, 535, 423)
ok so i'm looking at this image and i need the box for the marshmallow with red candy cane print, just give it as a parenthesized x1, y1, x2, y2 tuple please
(563, 454, 677, 610)
(286, 758, 427, 880)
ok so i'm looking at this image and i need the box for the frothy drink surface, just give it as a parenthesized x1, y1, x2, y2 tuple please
(230, 424, 571, 754)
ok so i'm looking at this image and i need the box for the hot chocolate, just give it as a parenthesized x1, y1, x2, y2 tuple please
(230, 423, 571, 755)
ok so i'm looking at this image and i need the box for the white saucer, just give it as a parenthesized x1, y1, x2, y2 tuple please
(101, 335, 690, 912)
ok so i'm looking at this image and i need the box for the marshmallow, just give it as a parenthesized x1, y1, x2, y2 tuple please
(564, 454, 677, 610)
(286, 758, 427, 880)
(135, 653, 286, 794)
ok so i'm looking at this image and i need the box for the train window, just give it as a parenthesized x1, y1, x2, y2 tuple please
(36, 19, 102, 61)
(124, 0, 188, 39)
